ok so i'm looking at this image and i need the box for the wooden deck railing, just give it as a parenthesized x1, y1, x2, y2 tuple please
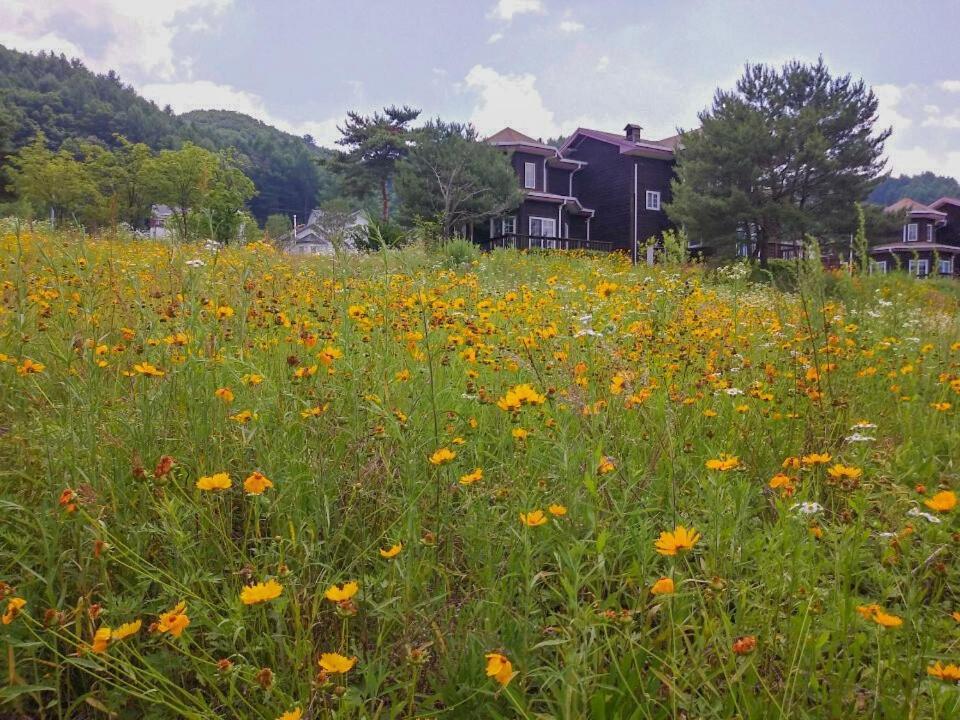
(478, 234, 612, 253)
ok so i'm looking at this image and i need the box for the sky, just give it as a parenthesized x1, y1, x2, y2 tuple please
(2, 0, 960, 178)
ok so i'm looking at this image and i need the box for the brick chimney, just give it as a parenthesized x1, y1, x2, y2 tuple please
(624, 123, 643, 142)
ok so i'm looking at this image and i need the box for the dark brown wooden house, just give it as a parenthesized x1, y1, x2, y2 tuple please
(478, 124, 679, 260)
(869, 197, 960, 277)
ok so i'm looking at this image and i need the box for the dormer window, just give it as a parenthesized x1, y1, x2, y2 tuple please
(904, 223, 918, 242)
(524, 162, 536, 189)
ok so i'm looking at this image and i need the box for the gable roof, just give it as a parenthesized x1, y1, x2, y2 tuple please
(929, 196, 960, 211)
(485, 127, 557, 153)
(559, 127, 676, 159)
(884, 197, 947, 220)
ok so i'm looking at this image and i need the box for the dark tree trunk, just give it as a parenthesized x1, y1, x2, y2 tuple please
(380, 180, 389, 222)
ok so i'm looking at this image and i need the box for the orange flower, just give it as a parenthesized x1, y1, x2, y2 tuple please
(927, 661, 960, 682)
(157, 601, 190, 638)
(459, 468, 483, 485)
(650, 577, 675, 595)
(924, 490, 957, 513)
(801, 452, 832, 466)
(485, 652, 514, 686)
(243, 471, 273, 495)
(705, 454, 740, 471)
(429, 447, 456, 465)
(732, 635, 757, 655)
(214, 387, 234, 403)
(548, 504, 567, 517)
(2, 597, 26, 625)
(379, 543, 402, 559)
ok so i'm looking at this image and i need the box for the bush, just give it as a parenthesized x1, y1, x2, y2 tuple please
(438, 236, 479, 268)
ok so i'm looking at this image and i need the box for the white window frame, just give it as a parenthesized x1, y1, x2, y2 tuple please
(529, 216, 557, 247)
(939, 258, 954, 275)
(904, 223, 918, 242)
(490, 215, 517, 238)
(524, 162, 536, 190)
(645, 190, 661, 211)
(908, 258, 929, 277)
(927, 224, 934, 242)
(869, 260, 888, 275)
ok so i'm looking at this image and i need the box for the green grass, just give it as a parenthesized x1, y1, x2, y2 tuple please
(0, 227, 958, 719)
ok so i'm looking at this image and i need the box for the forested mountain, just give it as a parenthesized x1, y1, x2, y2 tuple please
(869, 171, 960, 206)
(0, 44, 335, 222)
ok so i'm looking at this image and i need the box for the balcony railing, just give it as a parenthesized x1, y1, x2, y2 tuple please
(479, 234, 612, 253)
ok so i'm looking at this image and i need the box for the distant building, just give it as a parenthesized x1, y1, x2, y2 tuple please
(869, 197, 960, 277)
(479, 124, 680, 262)
(149, 204, 176, 239)
(279, 208, 369, 255)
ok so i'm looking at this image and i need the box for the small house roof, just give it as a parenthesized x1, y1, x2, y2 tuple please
(559, 128, 676, 159)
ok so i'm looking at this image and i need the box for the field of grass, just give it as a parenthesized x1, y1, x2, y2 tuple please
(1, 227, 959, 719)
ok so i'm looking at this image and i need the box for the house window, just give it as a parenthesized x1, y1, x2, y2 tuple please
(490, 216, 516, 237)
(940, 258, 954, 275)
(529, 217, 557, 247)
(524, 162, 536, 189)
(869, 260, 888, 275)
(908, 258, 929, 277)
(646, 190, 661, 211)
(927, 224, 934, 242)
(904, 223, 918, 242)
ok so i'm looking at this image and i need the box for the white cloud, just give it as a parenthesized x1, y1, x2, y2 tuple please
(463, 65, 559, 138)
(874, 83, 913, 132)
(487, 32, 504, 44)
(488, 0, 545, 21)
(939, 80, 960, 93)
(886, 145, 960, 179)
(559, 20, 584, 32)
(139, 80, 342, 146)
(595, 55, 610, 72)
(0, 0, 232, 80)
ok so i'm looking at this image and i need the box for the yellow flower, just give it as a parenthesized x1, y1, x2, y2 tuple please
(300, 404, 328, 418)
(511, 427, 529, 441)
(925, 490, 957, 512)
(519, 509, 548, 527)
(230, 409, 256, 424)
(112, 620, 141, 641)
(318, 652, 356, 673)
(931, 402, 952, 412)
(826, 464, 862, 481)
(157, 601, 190, 638)
(927, 661, 960, 682)
(132, 362, 164, 377)
(214, 387, 234, 403)
(429, 447, 456, 465)
(548, 504, 567, 516)
(857, 604, 902, 628)
(1, 597, 26, 625)
(654, 525, 701, 556)
(318, 346, 342, 365)
(379, 543, 403, 559)
(16, 358, 45, 376)
(244, 471, 274, 495)
(196, 472, 232, 491)
(459, 468, 483, 485)
(216, 305, 234, 319)
(705, 454, 740, 471)
(650, 577, 675, 595)
(496, 383, 546, 411)
(324, 581, 359, 602)
(241, 373, 264, 385)
(240, 579, 283, 605)
(91, 627, 111, 654)
(597, 456, 616, 474)
(485, 652, 514, 686)
(801, 452, 832, 466)
(277, 710, 302, 720)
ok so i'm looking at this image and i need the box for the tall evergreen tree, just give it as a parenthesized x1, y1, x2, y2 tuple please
(330, 105, 421, 221)
(667, 58, 890, 263)
(395, 120, 521, 239)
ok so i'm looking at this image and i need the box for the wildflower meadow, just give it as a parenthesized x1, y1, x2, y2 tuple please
(1, 226, 959, 719)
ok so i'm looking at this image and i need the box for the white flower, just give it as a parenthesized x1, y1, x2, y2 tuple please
(186, 259, 205, 267)
(578, 314, 593, 324)
(575, 329, 603, 338)
(723, 388, 744, 396)
(791, 502, 824, 515)
(845, 433, 875, 443)
(906, 507, 941, 524)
